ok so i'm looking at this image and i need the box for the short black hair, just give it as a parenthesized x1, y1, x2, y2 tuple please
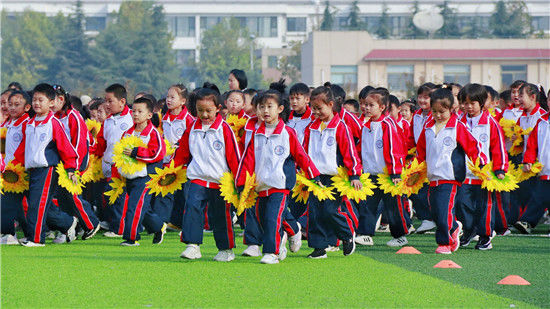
(510, 80, 527, 90)
(229, 69, 248, 90)
(484, 85, 499, 101)
(417, 82, 436, 96)
(519, 83, 540, 103)
(343, 99, 360, 111)
(358, 85, 374, 100)
(289, 83, 310, 96)
(243, 88, 257, 97)
(32, 83, 56, 100)
(269, 78, 287, 94)
(88, 98, 105, 110)
(389, 95, 400, 108)
(430, 88, 454, 110)
(366, 89, 390, 111)
(8, 90, 31, 106)
(310, 85, 335, 105)
(462, 83, 488, 109)
(133, 97, 154, 113)
(202, 82, 220, 95)
(8, 82, 23, 91)
(105, 83, 127, 101)
(500, 90, 512, 103)
(189, 87, 222, 117)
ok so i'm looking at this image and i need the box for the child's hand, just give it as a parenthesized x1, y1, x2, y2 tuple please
(316, 181, 325, 188)
(497, 173, 505, 180)
(392, 178, 402, 185)
(67, 172, 78, 185)
(122, 147, 133, 156)
(350, 179, 363, 190)
(523, 163, 532, 172)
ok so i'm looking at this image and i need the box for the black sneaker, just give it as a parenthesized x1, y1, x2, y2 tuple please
(342, 237, 356, 256)
(153, 223, 167, 245)
(513, 221, 532, 234)
(82, 224, 101, 240)
(460, 230, 475, 247)
(120, 240, 140, 247)
(307, 248, 327, 259)
(474, 236, 492, 250)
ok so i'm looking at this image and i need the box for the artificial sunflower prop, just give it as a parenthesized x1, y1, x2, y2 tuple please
(291, 176, 310, 204)
(509, 127, 533, 156)
(85, 119, 101, 138)
(330, 167, 375, 203)
(296, 171, 335, 201)
(499, 119, 517, 139)
(56, 162, 84, 195)
(0, 127, 7, 139)
(146, 161, 187, 197)
(467, 159, 518, 192)
(0, 127, 6, 155)
(407, 147, 417, 156)
(1, 162, 28, 193)
(113, 136, 147, 175)
(237, 172, 258, 215)
(219, 172, 239, 207)
(81, 154, 100, 184)
(104, 177, 126, 205)
(400, 159, 428, 196)
(226, 114, 247, 142)
(164, 139, 175, 157)
(376, 168, 404, 197)
(513, 161, 544, 183)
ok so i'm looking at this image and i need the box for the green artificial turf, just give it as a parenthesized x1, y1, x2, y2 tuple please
(2, 229, 548, 308)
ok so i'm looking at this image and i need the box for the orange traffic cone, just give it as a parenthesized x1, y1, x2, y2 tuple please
(497, 275, 531, 285)
(396, 246, 421, 254)
(433, 260, 462, 268)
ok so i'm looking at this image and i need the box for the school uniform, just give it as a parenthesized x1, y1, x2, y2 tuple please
(1, 114, 30, 236)
(12, 112, 79, 244)
(356, 114, 411, 239)
(237, 119, 319, 254)
(517, 112, 550, 227)
(416, 113, 487, 246)
(173, 114, 240, 250)
(301, 114, 359, 250)
(117, 122, 166, 242)
(93, 105, 133, 233)
(55, 108, 100, 232)
(152, 108, 194, 225)
(456, 111, 508, 241)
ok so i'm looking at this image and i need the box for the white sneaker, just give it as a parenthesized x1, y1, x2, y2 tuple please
(53, 233, 67, 244)
(99, 221, 110, 230)
(260, 253, 279, 264)
(103, 231, 122, 238)
(355, 235, 374, 246)
(387, 236, 408, 247)
(20, 240, 45, 247)
(289, 223, 302, 252)
(326, 245, 340, 252)
(242, 245, 261, 257)
(472, 235, 480, 242)
(500, 229, 512, 236)
(180, 244, 201, 259)
(376, 224, 391, 233)
(278, 232, 288, 261)
(45, 231, 56, 239)
(0, 234, 19, 245)
(213, 249, 235, 262)
(66, 217, 78, 242)
(416, 220, 436, 234)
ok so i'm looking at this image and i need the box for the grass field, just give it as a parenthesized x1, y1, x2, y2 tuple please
(2, 226, 549, 308)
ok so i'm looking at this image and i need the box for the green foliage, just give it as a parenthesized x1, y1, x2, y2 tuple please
(192, 18, 264, 92)
(375, 4, 391, 39)
(435, 1, 461, 38)
(347, 1, 363, 31)
(277, 41, 302, 84)
(490, 0, 533, 38)
(320, 1, 334, 31)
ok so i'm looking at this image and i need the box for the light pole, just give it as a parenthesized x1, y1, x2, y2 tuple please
(250, 34, 255, 71)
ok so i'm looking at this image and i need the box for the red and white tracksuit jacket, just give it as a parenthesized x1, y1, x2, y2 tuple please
(240, 116, 259, 152)
(459, 111, 509, 184)
(524, 112, 550, 180)
(237, 119, 319, 193)
(287, 107, 314, 144)
(56, 108, 90, 169)
(117, 122, 165, 179)
(303, 114, 362, 179)
(416, 113, 487, 184)
(162, 107, 195, 163)
(360, 114, 404, 176)
(93, 105, 133, 178)
(13, 111, 78, 172)
(173, 114, 241, 187)
(407, 109, 432, 149)
(517, 105, 545, 154)
(4, 114, 29, 166)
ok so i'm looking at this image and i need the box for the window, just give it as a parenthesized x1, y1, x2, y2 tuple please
(268, 56, 278, 69)
(85, 17, 106, 32)
(365, 16, 380, 33)
(331, 66, 358, 92)
(200, 16, 225, 31)
(237, 16, 278, 37)
(389, 16, 410, 37)
(287, 17, 307, 32)
(175, 49, 196, 66)
(387, 65, 414, 92)
(444, 65, 470, 85)
(167, 16, 195, 37)
(501, 65, 527, 89)
(532, 16, 550, 31)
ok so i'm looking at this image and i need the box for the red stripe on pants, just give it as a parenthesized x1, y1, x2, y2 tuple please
(224, 202, 235, 248)
(118, 194, 129, 235)
(397, 197, 409, 234)
(34, 167, 54, 243)
(274, 195, 286, 255)
(446, 185, 457, 244)
(485, 192, 493, 236)
(130, 188, 148, 240)
(73, 194, 93, 230)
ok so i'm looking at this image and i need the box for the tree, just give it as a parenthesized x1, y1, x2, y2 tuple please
(435, 1, 461, 38)
(91, 1, 178, 98)
(375, 4, 390, 39)
(277, 41, 302, 84)
(320, 1, 334, 31)
(192, 18, 264, 91)
(403, 1, 427, 39)
(347, 1, 362, 30)
(490, 0, 532, 38)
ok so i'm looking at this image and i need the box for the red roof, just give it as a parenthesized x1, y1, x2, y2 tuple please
(363, 49, 550, 61)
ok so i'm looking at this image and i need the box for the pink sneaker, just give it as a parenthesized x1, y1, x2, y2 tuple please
(435, 245, 452, 254)
(450, 222, 462, 252)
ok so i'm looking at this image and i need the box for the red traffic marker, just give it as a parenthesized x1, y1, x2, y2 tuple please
(497, 275, 531, 285)
(396, 246, 421, 254)
(433, 260, 462, 268)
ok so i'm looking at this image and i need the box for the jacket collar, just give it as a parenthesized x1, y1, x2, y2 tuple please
(10, 113, 29, 127)
(309, 113, 341, 131)
(127, 121, 153, 136)
(290, 106, 313, 120)
(163, 107, 189, 121)
(522, 104, 542, 117)
(256, 118, 285, 136)
(425, 113, 459, 129)
(30, 111, 54, 126)
(244, 116, 259, 131)
(192, 113, 223, 131)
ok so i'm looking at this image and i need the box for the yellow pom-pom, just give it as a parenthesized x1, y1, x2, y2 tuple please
(219, 172, 239, 207)
(146, 161, 187, 197)
(513, 161, 544, 183)
(56, 162, 84, 195)
(1, 162, 28, 193)
(113, 136, 147, 175)
(296, 172, 335, 201)
(376, 168, 403, 197)
(85, 119, 101, 138)
(401, 159, 428, 196)
(237, 172, 258, 215)
(330, 166, 375, 203)
(104, 177, 126, 205)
